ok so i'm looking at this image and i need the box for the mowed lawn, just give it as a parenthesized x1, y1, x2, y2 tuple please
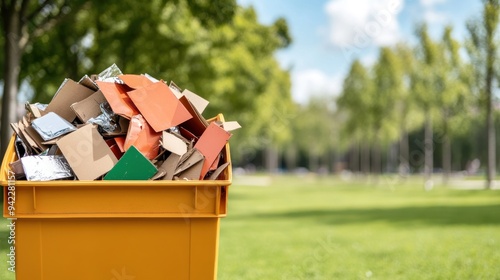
(0, 175, 499, 279)
(218, 176, 500, 279)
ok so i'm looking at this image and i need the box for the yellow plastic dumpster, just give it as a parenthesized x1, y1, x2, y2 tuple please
(0, 115, 232, 280)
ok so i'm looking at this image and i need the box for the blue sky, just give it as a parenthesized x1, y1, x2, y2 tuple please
(237, 0, 483, 104)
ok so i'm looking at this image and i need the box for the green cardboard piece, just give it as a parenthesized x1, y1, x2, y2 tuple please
(104, 145, 157, 180)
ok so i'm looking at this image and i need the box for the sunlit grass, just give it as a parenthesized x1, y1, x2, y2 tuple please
(218, 175, 500, 279)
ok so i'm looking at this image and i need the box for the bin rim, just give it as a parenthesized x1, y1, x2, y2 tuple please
(0, 113, 232, 186)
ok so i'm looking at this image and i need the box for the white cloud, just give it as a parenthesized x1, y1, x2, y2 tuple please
(423, 9, 448, 24)
(292, 69, 342, 104)
(420, 0, 447, 8)
(420, 0, 448, 24)
(325, 0, 404, 49)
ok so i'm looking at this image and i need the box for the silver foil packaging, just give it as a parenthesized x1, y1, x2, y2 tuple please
(20, 155, 74, 181)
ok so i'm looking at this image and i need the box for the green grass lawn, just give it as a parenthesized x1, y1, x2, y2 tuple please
(217, 176, 500, 279)
(0, 176, 499, 279)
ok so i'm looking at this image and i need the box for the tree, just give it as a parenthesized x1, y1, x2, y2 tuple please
(371, 47, 403, 175)
(467, 0, 500, 189)
(414, 24, 440, 187)
(0, 0, 87, 155)
(337, 59, 373, 175)
(438, 26, 471, 184)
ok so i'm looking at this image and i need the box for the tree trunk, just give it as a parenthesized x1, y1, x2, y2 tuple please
(442, 121, 451, 185)
(399, 128, 409, 177)
(372, 135, 381, 175)
(284, 145, 297, 172)
(265, 145, 279, 174)
(361, 142, 370, 176)
(424, 112, 433, 188)
(486, 88, 496, 189)
(350, 141, 360, 174)
(1, 8, 22, 156)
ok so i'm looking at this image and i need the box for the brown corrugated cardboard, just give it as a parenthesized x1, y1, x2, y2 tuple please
(70, 90, 108, 123)
(57, 124, 118, 180)
(44, 79, 95, 122)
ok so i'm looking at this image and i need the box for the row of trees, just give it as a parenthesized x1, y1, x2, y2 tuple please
(3, 0, 500, 189)
(292, 0, 499, 188)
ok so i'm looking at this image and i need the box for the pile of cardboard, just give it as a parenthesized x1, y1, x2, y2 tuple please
(9, 64, 240, 181)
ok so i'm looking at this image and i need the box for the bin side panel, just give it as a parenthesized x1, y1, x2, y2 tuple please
(190, 218, 220, 280)
(15, 218, 222, 280)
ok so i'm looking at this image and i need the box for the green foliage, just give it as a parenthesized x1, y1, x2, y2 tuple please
(337, 59, 373, 143)
(9, 1, 293, 166)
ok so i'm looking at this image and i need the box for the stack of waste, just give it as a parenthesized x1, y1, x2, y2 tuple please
(9, 64, 240, 181)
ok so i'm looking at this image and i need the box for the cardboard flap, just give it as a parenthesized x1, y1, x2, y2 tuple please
(152, 153, 181, 180)
(78, 75, 99, 91)
(119, 74, 154, 89)
(70, 90, 107, 123)
(222, 121, 242, 132)
(24, 125, 50, 151)
(179, 95, 209, 137)
(161, 131, 188, 156)
(104, 145, 158, 180)
(194, 122, 232, 179)
(124, 114, 161, 160)
(57, 124, 118, 180)
(175, 158, 204, 180)
(175, 148, 204, 174)
(96, 81, 139, 119)
(208, 162, 230, 180)
(127, 81, 192, 132)
(182, 89, 209, 114)
(44, 79, 95, 122)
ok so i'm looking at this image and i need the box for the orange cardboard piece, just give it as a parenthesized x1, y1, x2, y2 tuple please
(44, 79, 95, 122)
(119, 74, 154, 89)
(96, 81, 139, 119)
(194, 122, 232, 179)
(124, 114, 161, 160)
(179, 96, 209, 137)
(56, 124, 118, 180)
(127, 81, 192, 132)
(114, 136, 126, 152)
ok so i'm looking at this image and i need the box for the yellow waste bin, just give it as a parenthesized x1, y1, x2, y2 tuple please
(0, 120, 232, 280)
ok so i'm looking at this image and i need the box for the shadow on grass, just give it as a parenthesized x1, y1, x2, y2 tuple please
(242, 204, 500, 227)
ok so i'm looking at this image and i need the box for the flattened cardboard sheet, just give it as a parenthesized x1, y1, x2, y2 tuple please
(104, 145, 157, 180)
(57, 124, 118, 180)
(179, 95, 208, 137)
(119, 74, 154, 89)
(70, 90, 108, 123)
(44, 79, 95, 122)
(161, 131, 188, 156)
(182, 89, 209, 114)
(96, 81, 139, 119)
(194, 122, 231, 179)
(127, 81, 192, 132)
